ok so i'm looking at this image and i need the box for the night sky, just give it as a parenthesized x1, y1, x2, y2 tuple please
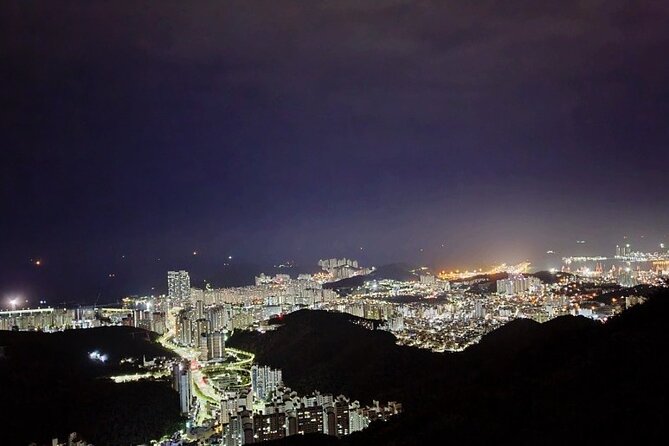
(2, 1, 669, 303)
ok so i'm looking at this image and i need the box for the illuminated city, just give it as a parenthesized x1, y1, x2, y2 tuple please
(2, 242, 668, 444)
(3, 1, 669, 445)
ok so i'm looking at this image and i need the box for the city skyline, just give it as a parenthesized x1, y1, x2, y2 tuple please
(4, 234, 669, 308)
(3, 233, 669, 304)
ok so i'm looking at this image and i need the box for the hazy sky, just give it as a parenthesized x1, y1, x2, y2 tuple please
(2, 1, 668, 301)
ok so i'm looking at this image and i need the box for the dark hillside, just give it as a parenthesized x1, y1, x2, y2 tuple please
(0, 327, 181, 445)
(0, 325, 175, 377)
(230, 289, 669, 444)
(230, 310, 442, 407)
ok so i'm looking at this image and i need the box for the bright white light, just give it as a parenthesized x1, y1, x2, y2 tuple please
(89, 351, 108, 363)
(8, 297, 20, 310)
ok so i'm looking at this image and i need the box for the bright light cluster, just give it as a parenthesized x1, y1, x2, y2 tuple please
(89, 351, 108, 363)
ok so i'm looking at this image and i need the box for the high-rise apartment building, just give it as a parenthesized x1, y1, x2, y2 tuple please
(207, 331, 225, 361)
(172, 360, 192, 415)
(251, 365, 283, 401)
(253, 410, 287, 442)
(168, 270, 191, 300)
(177, 314, 193, 346)
(151, 312, 166, 335)
(474, 300, 486, 319)
(496, 275, 541, 295)
(296, 405, 324, 435)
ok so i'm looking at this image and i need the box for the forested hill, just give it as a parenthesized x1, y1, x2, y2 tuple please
(229, 289, 669, 444)
(0, 326, 181, 445)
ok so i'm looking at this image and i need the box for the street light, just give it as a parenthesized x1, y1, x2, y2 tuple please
(9, 298, 18, 311)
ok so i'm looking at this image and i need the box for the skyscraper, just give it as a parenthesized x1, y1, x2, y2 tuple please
(474, 300, 486, 319)
(151, 312, 166, 335)
(177, 314, 193, 346)
(172, 360, 192, 416)
(195, 299, 204, 319)
(167, 270, 191, 300)
(207, 331, 225, 361)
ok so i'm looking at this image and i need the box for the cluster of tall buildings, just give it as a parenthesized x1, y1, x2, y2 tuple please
(0, 308, 72, 331)
(496, 275, 541, 295)
(474, 299, 486, 319)
(175, 309, 226, 361)
(332, 301, 396, 321)
(419, 274, 437, 285)
(187, 275, 337, 308)
(0, 306, 167, 333)
(360, 278, 451, 298)
(219, 385, 401, 445)
(251, 365, 283, 401)
(170, 270, 340, 350)
(318, 258, 371, 280)
(565, 261, 666, 289)
(120, 308, 166, 334)
(615, 243, 633, 258)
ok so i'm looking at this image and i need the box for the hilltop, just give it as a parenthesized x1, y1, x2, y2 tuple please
(230, 310, 439, 406)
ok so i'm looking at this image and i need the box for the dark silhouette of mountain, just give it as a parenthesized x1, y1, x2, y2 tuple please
(229, 288, 669, 444)
(449, 272, 507, 293)
(230, 310, 437, 405)
(449, 271, 571, 293)
(594, 283, 665, 305)
(370, 263, 420, 281)
(0, 327, 182, 445)
(323, 263, 419, 290)
(470, 314, 597, 356)
(0, 326, 174, 374)
(451, 272, 508, 283)
(529, 270, 574, 284)
(322, 275, 366, 290)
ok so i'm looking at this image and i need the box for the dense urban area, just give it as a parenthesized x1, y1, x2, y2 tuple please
(1, 243, 668, 445)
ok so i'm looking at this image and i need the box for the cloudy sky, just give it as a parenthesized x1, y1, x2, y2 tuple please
(2, 1, 668, 301)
